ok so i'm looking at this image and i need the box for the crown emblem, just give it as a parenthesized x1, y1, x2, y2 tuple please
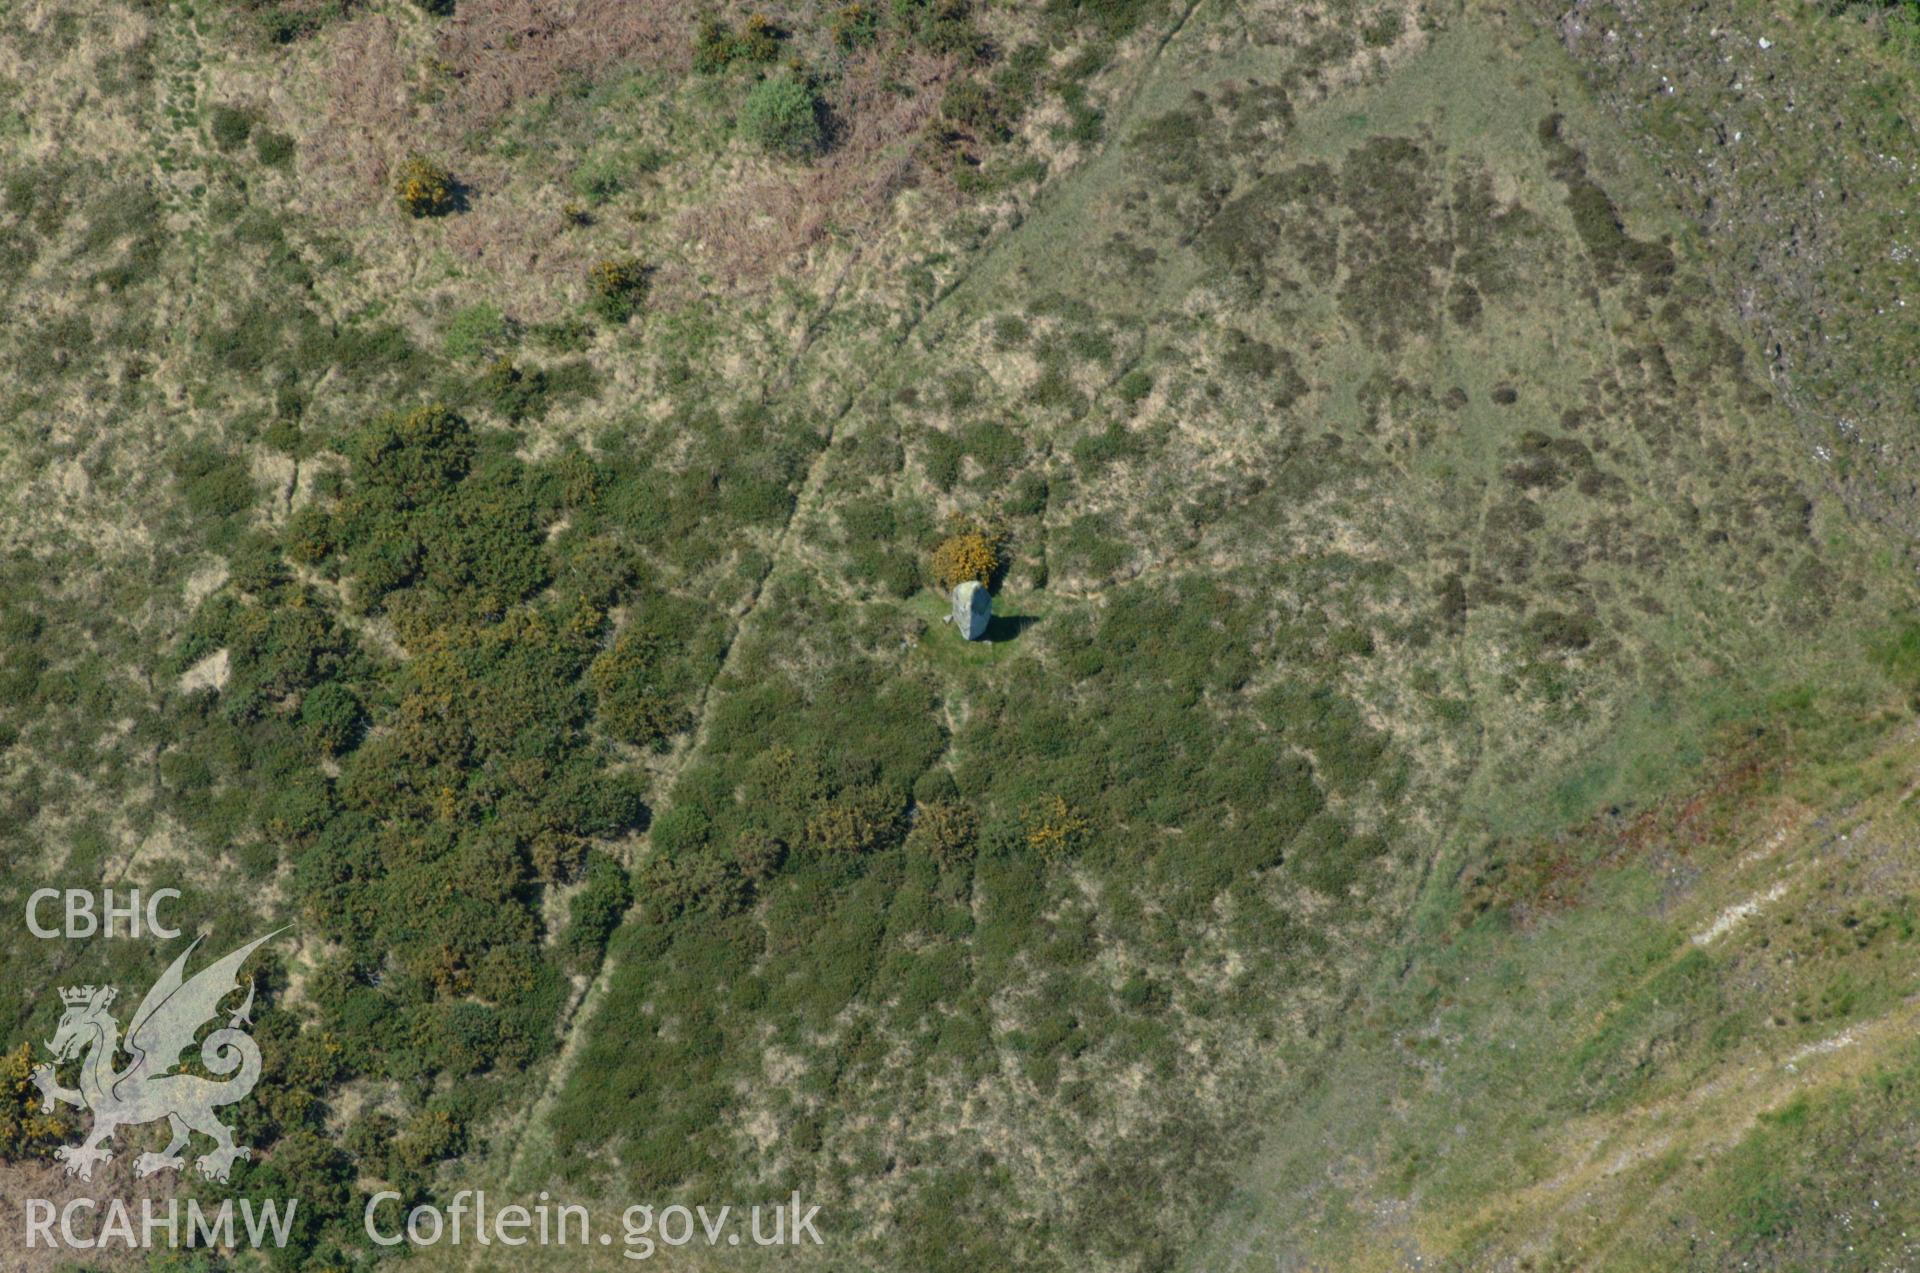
(59, 985, 114, 1007)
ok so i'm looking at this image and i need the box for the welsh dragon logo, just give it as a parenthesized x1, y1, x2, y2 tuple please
(30, 930, 282, 1183)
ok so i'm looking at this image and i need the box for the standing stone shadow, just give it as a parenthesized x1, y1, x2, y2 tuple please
(983, 614, 1039, 643)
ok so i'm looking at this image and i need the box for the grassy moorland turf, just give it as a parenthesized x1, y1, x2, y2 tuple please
(1, 1, 1918, 1270)
(1183, 5, 1920, 1269)
(536, 10, 1920, 1271)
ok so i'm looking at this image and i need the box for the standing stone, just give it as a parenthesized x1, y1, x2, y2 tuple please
(951, 581, 991, 640)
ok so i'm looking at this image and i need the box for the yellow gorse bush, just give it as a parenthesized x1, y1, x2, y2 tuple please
(394, 155, 455, 218)
(0, 1042, 70, 1157)
(1023, 795, 1091, 860)
(588, 257, 649, 322)
(931, 530, 998, 590)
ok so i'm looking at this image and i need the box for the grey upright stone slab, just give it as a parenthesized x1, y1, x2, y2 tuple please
(952, 581, 991, 640)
